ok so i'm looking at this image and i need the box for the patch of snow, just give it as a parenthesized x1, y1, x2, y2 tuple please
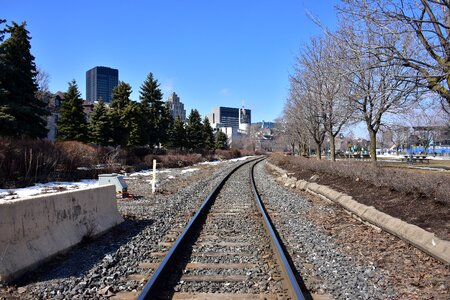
(407, 166, 450, 172)
(181, 168, 199, 174)
(198, 161, 222, 166)
(128, 169, 170, 177)
(0, 179, 98, 200)
(379, 153, 450, 160)
(229, 156, 254, 162)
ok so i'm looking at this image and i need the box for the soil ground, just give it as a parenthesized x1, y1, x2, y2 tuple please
(269, 154, 450, 241)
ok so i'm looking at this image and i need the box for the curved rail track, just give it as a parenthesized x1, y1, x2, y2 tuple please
(130, 158, 308, 299)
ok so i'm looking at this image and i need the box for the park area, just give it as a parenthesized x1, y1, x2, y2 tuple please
(269, 153, 450, 241)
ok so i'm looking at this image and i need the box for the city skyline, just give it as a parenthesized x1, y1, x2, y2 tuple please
(3, 0, 340, 122)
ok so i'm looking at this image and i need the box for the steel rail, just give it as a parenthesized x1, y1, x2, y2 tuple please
(137, 157, 262, 300)
(250, 160, 306, 300)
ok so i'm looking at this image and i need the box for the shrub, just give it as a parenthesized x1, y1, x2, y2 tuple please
(214, 149, 241, 160)
(55, 141, 98, 172)
(144, 153, 203, 169)
(0, 138, 62, 187)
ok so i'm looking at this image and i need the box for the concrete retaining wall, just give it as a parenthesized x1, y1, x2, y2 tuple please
(266, 161, 450, 265)
(0, 185, 124, 282)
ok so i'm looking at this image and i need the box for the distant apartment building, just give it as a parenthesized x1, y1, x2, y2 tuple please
(86, 66, 119, 103)
(166, 92, 186, 122)
(207, 106, 251, 145)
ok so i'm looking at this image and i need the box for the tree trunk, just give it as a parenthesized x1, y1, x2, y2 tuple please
(291, 143, 295, 155)
(316, 143, 322, 160)
(299, 143, 305, 156)
(368, 127, 377, 165)
(330, 135, 336, 162)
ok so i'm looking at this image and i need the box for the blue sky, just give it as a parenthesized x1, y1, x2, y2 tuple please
(3, 0, 339, 123)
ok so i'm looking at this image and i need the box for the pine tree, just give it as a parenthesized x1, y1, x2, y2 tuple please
(88, 98, 110, 146)
(0, 21, 48, 138)
(186, 109, 204, 152)
(159, 104, 174, 147)
(203, 116, 215, 151)
(169, 116, 186, 150)
(108, 81, 133, 147)
(56, 80, 87, 141)
(139, 72, 166, 148)
(123, 101, 145, 148)
(216, 131, 229, 150)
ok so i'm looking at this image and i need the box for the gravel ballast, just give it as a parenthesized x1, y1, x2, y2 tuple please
(256, 160, 450, 299)
(0, 159, 249, 299)
(253, 161, 396, 299)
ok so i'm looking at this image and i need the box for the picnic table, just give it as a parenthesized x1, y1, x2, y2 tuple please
(401, 155, 430, 164)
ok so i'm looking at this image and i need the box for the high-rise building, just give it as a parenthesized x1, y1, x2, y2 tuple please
(166, 92, 186, 122)
(208, 106, 251, 130)
(86, 66, 119, 103)
(207, 106, 251, 145)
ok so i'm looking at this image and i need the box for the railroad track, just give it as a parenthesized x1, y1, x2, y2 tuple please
(114, 158, 308, 299)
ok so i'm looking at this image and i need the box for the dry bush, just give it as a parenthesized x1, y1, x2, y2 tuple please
(269, 153, 450, 203)
(239, 149, 254, 156)
(145, 153, 203, 168)
(214, 149, 241, 160)
(0, 138, 62, 187)
(238, 149, 266, 156)
(55, 141, 98, 172)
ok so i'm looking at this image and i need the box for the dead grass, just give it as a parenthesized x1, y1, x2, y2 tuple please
(269, 153, 450, 204)
(268, 153, 450, 240)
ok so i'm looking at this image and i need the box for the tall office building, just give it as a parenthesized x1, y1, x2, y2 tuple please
(167, 92, 186, 122)
(86, 66, 119, 103)
(208, 106, 251, 129)
(207, 106, 252, 146)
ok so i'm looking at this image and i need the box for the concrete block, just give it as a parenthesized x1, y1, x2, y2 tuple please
(306, 182, 321, 193)
(337, 196, 371, 216)
(295, 180, 308, 190)
(0, 185, 123, 282)
(316, 186, 343, 201)
(361, 207, 450, 264)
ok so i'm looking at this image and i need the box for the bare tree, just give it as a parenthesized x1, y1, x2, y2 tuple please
(273, 117, 293, 153)
(288, 76, 327, 159)
(35, 66, 50, 93)
(337, 23, 418, 164)
(338, 0, 450, 113)
(298, 35, 356, 161)
(406, 100, 449, 154)
(283, 94, 310, 155)
(389, 123, 411, 154)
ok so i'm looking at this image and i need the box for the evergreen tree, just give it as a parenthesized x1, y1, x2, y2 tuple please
(56, 80, 87, 141)
(0, 21, 48, 138)
(123, 101, 145, 148)
(139, 72, 167, 148)
(88, 98, 110, 146)
(203, 116, 215, 150)
(186, 109, 204, 152)
(159, 104, 174, 147)
(215, 131, 229, 150)
(108, 81, 133, 147)
(169, 116, 186, 150)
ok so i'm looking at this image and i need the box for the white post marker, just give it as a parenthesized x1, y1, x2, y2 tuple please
(152, 159, 156, 193)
